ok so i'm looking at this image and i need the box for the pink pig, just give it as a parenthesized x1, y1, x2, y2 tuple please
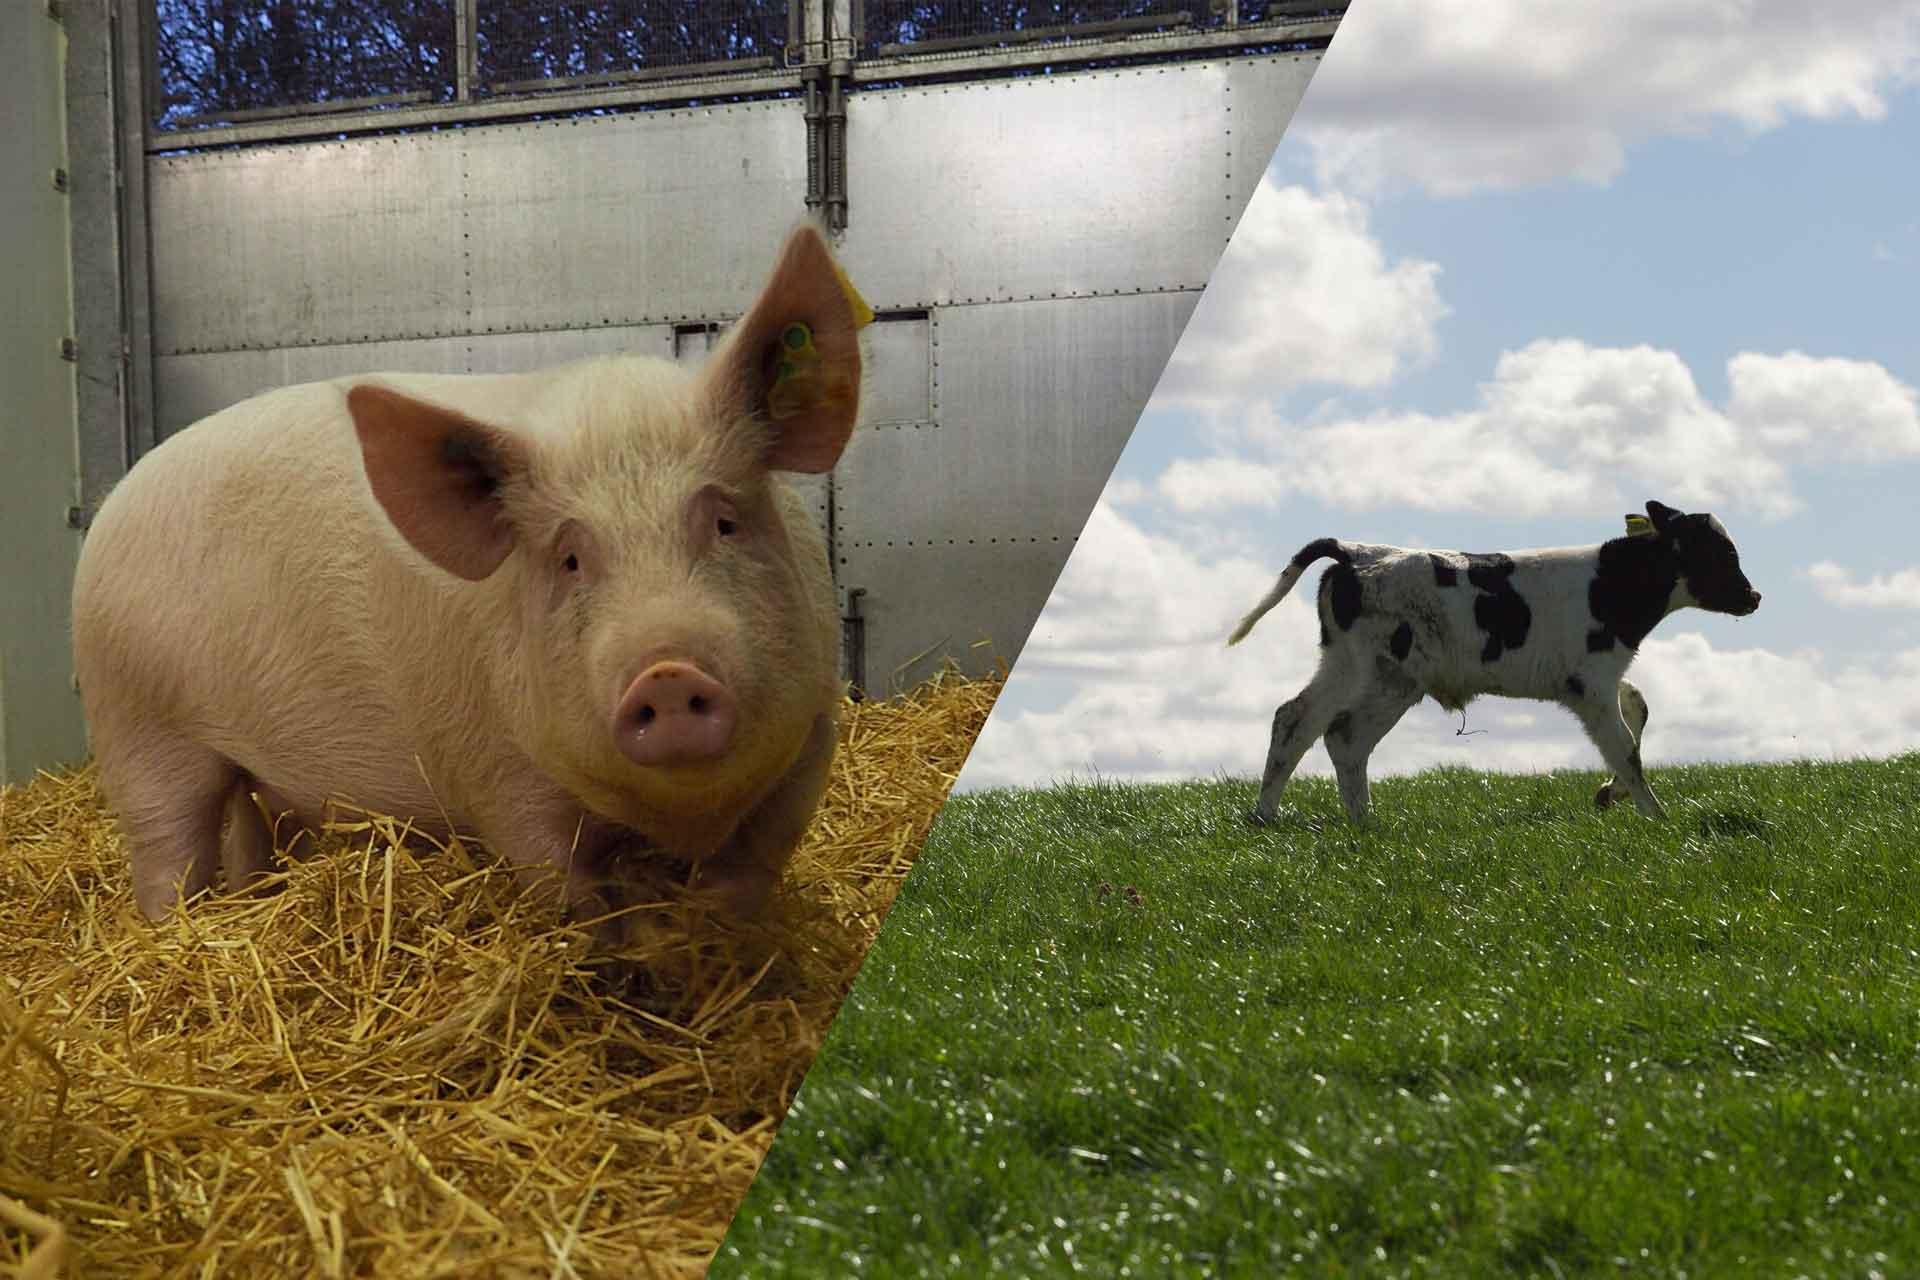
(71, 225, 867, 936)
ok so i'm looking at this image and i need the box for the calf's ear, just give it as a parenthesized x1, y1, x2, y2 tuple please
(348, 384, 529, 581)
(1644, 500, 1684, 534)
(702, 223, 871, 475)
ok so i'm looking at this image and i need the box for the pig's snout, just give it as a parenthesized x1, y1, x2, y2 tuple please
(614, 662, 737, 766)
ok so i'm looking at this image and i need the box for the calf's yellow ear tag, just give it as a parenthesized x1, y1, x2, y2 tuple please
(1624, 514, 1656, 538)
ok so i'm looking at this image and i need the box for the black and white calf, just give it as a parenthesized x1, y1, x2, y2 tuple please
(1228, 501, 1761, 824)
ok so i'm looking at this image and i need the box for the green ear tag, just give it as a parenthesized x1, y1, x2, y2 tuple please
(781, 322, 817, 357)
(1624, 514, 1655, 538)
(768, 323, 821, 421)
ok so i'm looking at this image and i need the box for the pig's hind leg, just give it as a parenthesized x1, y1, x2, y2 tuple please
(222, 777, 282, 895)
(96, 729, 238, 919)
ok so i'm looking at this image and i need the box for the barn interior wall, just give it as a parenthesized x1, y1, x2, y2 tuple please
(0, 3, 89, 783)
(135, 51, 1321, 698)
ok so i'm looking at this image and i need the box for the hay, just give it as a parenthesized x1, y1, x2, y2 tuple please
(0, 670, 998, 1278)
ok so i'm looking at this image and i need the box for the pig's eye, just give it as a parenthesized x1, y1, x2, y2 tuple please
(717, 517, 738, 538)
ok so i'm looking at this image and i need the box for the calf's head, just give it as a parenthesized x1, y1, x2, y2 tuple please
(348, 224, 865, 848)
(1642, 499, 1762, 617)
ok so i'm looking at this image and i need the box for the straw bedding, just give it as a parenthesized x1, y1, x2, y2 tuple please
(0, 669, 998, 1279)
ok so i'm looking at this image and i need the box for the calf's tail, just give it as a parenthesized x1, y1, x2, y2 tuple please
(1227, 537, 1350, 646)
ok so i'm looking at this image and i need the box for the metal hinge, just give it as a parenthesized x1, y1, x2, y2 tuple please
(842, 587, 868, 698)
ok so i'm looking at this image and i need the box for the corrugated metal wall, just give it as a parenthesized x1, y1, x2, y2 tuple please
(139, 51, 1319, 695)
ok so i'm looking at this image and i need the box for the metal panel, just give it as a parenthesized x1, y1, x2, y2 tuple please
(155, 324, 678, 436)
(836, 293, 1196, 544)
(155, 340, 474, 437)
(834, 291, 1197, 692)
(841, 65, 1226, 306)
(68, 0, 159, 504)
(859, 313, 931, 425)
(783, 472, 832, 543)
(837, 541, 1060, 694)
(461, 104, 809, 334)
(1223, 51, 1324, 238)
(462, 324, 676, 374)
(150, 136, 467, 354)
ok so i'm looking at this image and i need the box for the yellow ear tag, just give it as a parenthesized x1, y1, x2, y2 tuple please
(831, 260, 875, 329)
(1624, 514, 1656, 538)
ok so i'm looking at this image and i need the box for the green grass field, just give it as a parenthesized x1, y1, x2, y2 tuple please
(713, 755, 1920, 1277)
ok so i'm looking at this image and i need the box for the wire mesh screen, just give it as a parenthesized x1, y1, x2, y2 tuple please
(152, 0, 788, 130)
(479, 1, 787, 89)
(154, 0, 457, 129)
(855, 0, 1340, 55)
(857, 1, 1197, 56)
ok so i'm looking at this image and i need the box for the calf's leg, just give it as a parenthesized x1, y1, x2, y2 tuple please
(1325, 674, 1422, 824)
(1253, 664, 1348, 823)
(1595, 679, 1650, 810)
(1571, 684, 1667, 819)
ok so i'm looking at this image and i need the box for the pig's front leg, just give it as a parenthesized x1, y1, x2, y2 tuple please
(468, 785, 639, 945)
(692, 711, 838, 916)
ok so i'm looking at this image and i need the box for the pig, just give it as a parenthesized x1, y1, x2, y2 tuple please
(70, 224, 868, 939)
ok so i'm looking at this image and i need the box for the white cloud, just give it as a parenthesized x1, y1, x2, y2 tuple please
(1157, 339, 1827, 521)
(1806, 560, 1920, 609)
(1153, 182, 1447, 405)
(960, 508, 1920, 792)
(1728, 351, 1920, 458)
(1300, 0, 1920, 195)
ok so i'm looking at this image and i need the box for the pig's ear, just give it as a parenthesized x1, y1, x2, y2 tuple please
(704, 224, 869, 474)
(348, 384, 529, 581)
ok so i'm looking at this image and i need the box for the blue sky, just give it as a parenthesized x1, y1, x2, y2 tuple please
(961, 0, 1920, 790)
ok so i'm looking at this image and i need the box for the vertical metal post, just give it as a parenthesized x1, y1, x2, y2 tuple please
(801, 0, 829, 62)
(802, 65, 824, 218)
(843, 588, 868, 698)
(455, 0, 476, 100)
(69, 0, 156, 514)
(830, 0, 854, 59)
(114, 0, 155, 467)
(825, 60, 848, 231)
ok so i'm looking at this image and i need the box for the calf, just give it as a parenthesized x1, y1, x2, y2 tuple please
(1227, 501, 1761, 824)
